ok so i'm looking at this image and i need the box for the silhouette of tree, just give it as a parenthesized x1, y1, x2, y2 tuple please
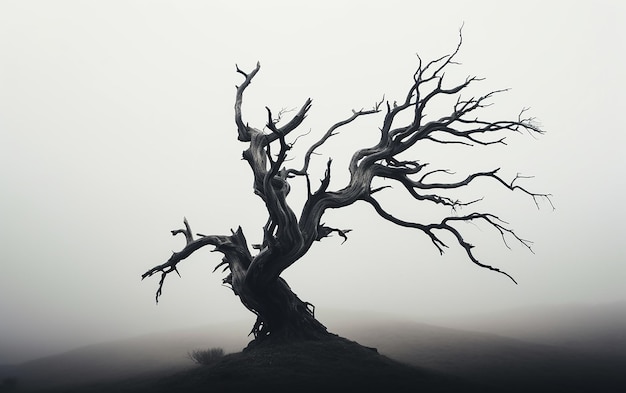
(142, 32, 551, 344)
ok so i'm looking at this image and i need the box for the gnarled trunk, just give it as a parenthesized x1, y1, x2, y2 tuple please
(239, 277, 330, 348)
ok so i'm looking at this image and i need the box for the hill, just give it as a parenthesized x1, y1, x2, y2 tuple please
(134, 336, 480, 393)
(333, 317, 625, 392)
(0, 322, 248, 391)
(427, 301, 626, 358)
(2, 304, 625, 392)
(2, 335, 484, 393)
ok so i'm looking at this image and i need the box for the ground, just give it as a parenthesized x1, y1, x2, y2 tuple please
(32, 335, 487, 393)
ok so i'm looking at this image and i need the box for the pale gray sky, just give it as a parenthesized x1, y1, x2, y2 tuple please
(1, 0, 625, 363)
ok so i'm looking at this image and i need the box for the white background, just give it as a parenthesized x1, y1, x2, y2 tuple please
(1, 0, 624, 363)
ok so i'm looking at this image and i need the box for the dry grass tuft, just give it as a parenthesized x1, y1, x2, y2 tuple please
(187, 347, 225, 365)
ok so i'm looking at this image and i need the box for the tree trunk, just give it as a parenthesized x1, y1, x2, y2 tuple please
(240, 277, 330, 349)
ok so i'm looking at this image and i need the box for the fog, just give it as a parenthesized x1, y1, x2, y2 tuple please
(1, 1, 625, 364)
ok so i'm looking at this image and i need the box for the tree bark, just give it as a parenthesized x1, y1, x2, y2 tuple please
(241, 278, 330, 347)
(220, 229, 329, 344)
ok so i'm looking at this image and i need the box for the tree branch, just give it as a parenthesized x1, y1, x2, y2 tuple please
(286, 99, 383, 178)
(235, 62, 261, 142)
(296, 28, 551, 282)
(142, 220, 252, 303)
(363, 195, 522, 283)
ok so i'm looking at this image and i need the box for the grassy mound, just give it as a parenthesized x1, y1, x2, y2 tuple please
(148, 335, 484, 393)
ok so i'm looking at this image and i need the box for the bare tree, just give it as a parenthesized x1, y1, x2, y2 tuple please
(142, 33, 551, 345)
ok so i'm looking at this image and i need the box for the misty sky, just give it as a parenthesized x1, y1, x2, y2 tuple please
(1, 1, 625, 363)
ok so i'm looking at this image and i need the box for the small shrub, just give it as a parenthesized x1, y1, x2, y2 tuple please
(188, 347, 225, 365)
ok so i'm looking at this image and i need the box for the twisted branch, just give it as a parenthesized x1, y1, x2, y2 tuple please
(142, 220, 252, 303)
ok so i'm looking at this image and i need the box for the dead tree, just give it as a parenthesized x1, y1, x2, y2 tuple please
(142, 34, 551, 344)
